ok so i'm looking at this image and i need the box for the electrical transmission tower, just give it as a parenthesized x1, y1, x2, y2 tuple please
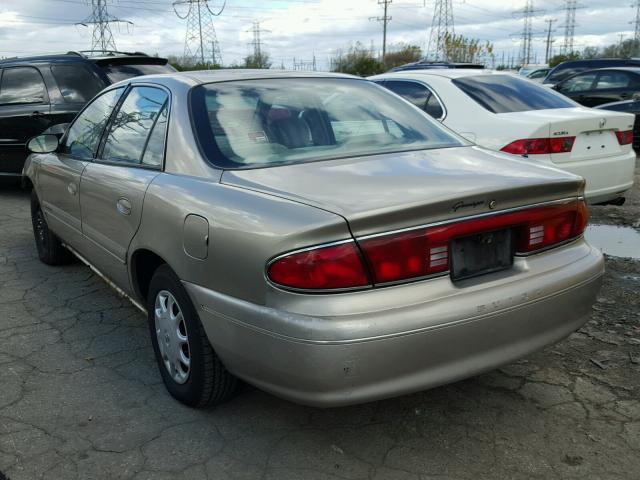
(561, 0, 580, 54)
(370, 0, 392, 60)
(78, 0, 132, 52)
(426, 0, 454, 61)
(173, 0, 225, 67)
(631, 0, 640, 41)
(513, 0, 543, 66)
(544, 18, 557, 63)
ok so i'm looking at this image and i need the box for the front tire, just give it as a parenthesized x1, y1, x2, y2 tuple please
(30, 190, 74, 265)
(147, 265, 238, 407)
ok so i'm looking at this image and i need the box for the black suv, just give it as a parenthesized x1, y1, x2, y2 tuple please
(0, 50, 175, 178)
(543, 58, 640, 86)
(389, 61, 485, 72)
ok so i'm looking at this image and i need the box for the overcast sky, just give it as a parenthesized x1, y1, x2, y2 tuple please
(0, 0, 636, 69)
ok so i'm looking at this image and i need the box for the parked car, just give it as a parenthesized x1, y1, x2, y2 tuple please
(0, 50, 175, 178)
(370, 69, 636, 205)
(543, 58, 640, 86)
(526, 67, 551, 82)
(518, 64, 548, 77)
(389, 61, 484, 72)
(596, 99, 640, 150)
(23, 71, 603, 408)
(553, 67, 640, 107)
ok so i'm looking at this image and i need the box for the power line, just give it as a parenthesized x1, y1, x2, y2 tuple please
(369, 0, 392, 60)
(426, 0, 454, 61)
(77, 0, 132, 51)
(173, 0, 225, 66)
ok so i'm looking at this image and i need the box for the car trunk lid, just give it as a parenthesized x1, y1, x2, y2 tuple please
(222, 146, 584, 237)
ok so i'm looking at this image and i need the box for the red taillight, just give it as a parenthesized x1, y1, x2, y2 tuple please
(501, 137, 575, 155)
(267, 242, 371, 290)
(615, 130, 634, 145)
(358, 200, 588, 285)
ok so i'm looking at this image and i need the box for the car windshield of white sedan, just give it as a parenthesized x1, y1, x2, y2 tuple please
(191, 78, 464, 167)
(452, 75, 576, 114)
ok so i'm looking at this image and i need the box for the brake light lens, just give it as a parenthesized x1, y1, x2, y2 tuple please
(358, 200, 588, 284)
(615, 130, 634, 145)
(267, 242, 371, 290)
(501, 137, 575, 155)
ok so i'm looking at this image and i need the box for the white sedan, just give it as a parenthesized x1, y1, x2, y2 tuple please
(370, 69, 636, 204)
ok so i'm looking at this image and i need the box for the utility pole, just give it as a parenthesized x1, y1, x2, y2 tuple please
(78, 0, 132, 51)
(632, 0, 640, 41)
(544, 18, 557, 63)
(427, 0, 454, 61)
(370, 0, 392, 60)
(561, 0, 580, 55)
(173, 0, 225, 67)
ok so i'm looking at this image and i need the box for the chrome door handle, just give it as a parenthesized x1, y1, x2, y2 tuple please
(116, 198, 132, 216)
(67, 183, 77, 195)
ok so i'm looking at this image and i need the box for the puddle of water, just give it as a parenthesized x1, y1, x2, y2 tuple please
(584, 225, 640, 259)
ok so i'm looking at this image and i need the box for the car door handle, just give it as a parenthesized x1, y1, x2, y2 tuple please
(620, 93, 629, 99)
(116, 198, 132, 216)
(67, 183, 77, 196)
(31, 111, 44, 118)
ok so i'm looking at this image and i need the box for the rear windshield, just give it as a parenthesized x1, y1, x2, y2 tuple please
(191, 78, 465, 169)
(452, 74, 575, 113)
(100, 63, 175, 83)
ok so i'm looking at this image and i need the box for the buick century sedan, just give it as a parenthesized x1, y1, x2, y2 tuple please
(23, 71, 604, 407)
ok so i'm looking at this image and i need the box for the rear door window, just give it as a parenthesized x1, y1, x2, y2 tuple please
(101, 86, 169, 165)
(594, 71, 631, 90)
(384, 81, 430, 110)
(99, 63, 175, 83)
(0, 67, 47, 105)
(51, 64, 104, 103)
(452, 74, 575, 113)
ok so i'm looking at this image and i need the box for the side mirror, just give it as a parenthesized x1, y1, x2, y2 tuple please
(27, 134, 59, 154)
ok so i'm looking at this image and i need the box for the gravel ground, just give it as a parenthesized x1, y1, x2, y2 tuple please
(0, 163, 639, 480)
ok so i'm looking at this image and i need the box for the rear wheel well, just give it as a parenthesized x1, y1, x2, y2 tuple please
(22, 176, 34, 190)
(131, 249, 167, 303)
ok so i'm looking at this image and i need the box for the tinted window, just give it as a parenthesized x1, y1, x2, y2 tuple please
(559, 72, 597, 93)
(0, 67, 47, 105)
(425, 93, 444, 119)
(100, 63, 175, 84)
(384, 81, 430, 110)
(191, 78, 464, 168)
(102, 86, 168, 165)
(595, 71, 631, 90)
(453, 75, 575, 113)
(63, 88, 124, 159)
(51, 64, 103, 103)
(141, 102, 168, 167)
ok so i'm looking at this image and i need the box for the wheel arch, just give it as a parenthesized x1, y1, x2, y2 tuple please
(130, 248, 170, 304)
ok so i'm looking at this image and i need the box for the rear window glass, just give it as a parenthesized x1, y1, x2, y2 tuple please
(51, 64, 103, 103)
(191, 78, 464, 168)
(100, 63, 175, 83)
(452, 74, 575, 113)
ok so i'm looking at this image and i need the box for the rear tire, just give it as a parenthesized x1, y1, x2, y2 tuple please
(147, 265, 238, 407)
(30, 190, 74, 265)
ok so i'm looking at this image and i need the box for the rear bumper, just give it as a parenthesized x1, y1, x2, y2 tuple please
(185, 240, 604, 407)
(549, 150, 635, 203)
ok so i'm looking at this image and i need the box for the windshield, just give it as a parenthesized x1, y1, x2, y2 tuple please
(452, 74, 575, 113)
(100, 63, 176, 83)
(191, 78, 465, 168)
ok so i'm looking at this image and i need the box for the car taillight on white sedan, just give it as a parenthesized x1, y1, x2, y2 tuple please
(501, 137, 576, 155)
(267, 200, 589, 290)
(615, 130, 634, 145)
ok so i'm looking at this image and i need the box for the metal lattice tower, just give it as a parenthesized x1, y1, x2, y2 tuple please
(517, 0, 536, 66)
(248, 21, 268, 58)
(561, 0, 579, 54)
(632, 1, 640, 41)
(78, 0, 132, 51)
(370, 0, 392, 59)
(426, 0, 454, 61)
(173, 0, 225, 67)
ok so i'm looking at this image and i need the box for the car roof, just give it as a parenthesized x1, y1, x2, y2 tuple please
(0, 51, 165, 66)
(373, 68, 509, 80)
(585, 66, 640, 73)
(125, 69, 358, 86)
